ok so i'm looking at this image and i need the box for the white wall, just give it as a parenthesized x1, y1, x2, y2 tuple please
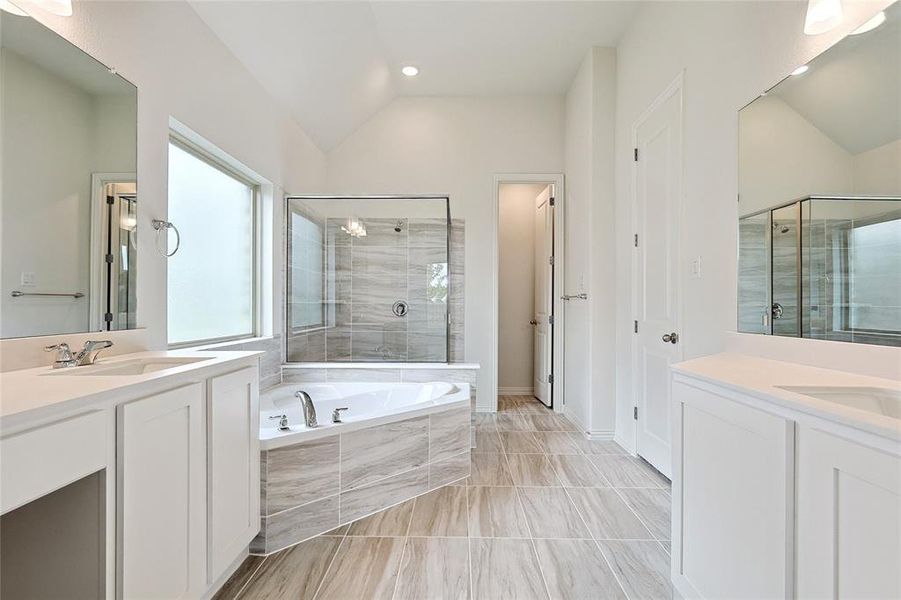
(562, 47, 617, 435)
(498, 183, 544, 392)
(854, 138, 901, 195)
(612, 0, 894, 449)
(10, 0, 327, 354)
(325, 95, 565, 408)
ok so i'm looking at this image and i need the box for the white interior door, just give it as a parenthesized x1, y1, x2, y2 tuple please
(533, 185, 554, 407)
(634, 80, 682, 478)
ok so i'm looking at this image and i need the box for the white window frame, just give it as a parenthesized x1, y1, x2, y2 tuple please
(166, 132, 262, 348)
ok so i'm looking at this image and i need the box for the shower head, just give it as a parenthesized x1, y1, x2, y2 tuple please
(773, 222, 790, 234)
(394, 220, 403, 233)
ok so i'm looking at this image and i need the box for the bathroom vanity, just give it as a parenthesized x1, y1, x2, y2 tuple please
(670, 352, 900, 599)
(0, 350, 262, 599)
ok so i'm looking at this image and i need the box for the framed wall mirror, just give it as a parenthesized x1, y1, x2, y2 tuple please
(738, 4, 900, 347)
(1, 13, 138, 339)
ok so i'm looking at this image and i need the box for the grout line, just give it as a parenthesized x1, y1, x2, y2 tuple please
(389, 495, 416, 600)
(230, 555, 269, 600)
(465, 484, 474, 600)
(310, 522, 349, 600)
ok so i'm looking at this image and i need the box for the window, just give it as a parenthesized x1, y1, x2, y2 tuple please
(287, 207, 325, 330)
(167, 138, 258, 345)
(841, 217, 901, 336)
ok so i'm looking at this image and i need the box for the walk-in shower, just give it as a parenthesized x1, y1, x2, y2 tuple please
(285, 196, 453, 362)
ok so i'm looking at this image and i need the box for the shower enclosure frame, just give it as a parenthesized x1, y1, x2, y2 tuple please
(282, 195, 452, 364)
(738, 194, 900, 339)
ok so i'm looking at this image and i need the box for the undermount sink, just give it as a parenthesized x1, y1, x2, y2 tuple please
(43, 357, 211, 377)
(776, 385, 901, 419)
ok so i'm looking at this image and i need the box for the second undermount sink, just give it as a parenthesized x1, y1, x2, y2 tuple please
(44, 356, 211, 377)
(776, 385, 901, 419)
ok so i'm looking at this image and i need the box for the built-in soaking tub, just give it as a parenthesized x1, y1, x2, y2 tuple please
(251, 381, 471, 554)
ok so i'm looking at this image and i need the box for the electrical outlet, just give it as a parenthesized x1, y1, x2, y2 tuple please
(690, 257, 702, 279)
(20, 272, 36, 286)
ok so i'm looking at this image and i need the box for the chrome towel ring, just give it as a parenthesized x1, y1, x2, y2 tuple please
(151, 219, 180, 257)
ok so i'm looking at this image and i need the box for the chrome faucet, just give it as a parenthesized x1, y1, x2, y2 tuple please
(295, 391, 318, 428)
(332, 407, 349, 423)
(44, 340, 114, 368)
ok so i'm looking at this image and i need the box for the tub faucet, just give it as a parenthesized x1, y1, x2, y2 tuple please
(295, 391, 318, 428)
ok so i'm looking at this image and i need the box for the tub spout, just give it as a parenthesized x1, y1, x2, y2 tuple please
(295, 391, 318, 428)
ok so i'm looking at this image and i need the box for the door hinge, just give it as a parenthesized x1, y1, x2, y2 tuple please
(104, 312, 113, 323)
(634, 320, 639, 334)
(549, 196, 555, 206)
(634, 234, 639, 248)
(106, 195, 115, 205)
(548, 315, 555, 325)
(633, 148, 639, 162)
(105, 253, 114, 264)
(633, 406, 638, 420)
(548, 373, 555, 384)
(548, 255, 555, 266)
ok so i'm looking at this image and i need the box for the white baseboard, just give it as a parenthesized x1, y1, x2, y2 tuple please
(586, 430, 615, 441)
(498, 387, 534, 396)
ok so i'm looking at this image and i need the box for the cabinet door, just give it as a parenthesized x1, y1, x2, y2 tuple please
(672, 381, 794, 599)
(119, 384, 205, 600)
(797, 427, 901, 599)
(207, 366, 259, 584)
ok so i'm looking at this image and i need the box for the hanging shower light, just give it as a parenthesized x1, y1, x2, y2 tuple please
(340, 217, 367, 238)
(804, 0, 844, 35)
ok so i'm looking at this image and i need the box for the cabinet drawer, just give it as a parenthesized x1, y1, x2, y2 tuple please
(1, 410, 108, 515)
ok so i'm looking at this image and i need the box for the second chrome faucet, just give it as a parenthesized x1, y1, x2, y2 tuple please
(44, 340, 114, 368)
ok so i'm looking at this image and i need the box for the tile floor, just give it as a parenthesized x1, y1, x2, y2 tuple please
(216, 395, 675, 599)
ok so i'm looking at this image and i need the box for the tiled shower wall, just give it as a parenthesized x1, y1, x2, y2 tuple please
(288, 217, 464, 363)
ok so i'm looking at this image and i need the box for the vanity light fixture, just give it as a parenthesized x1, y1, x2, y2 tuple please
(804, 0, 843, 35)
(791, 65, 810, 76)
(401, 65, 419, 77)
(850, 11, 886, 34)
(0, 0, 27, 15)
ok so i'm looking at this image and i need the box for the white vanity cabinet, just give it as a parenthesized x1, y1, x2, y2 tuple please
(796, 426, 901, 599)
(119, 383, 206, 599)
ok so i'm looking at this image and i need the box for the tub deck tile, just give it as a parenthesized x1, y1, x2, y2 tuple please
(340, 416, 429, 491)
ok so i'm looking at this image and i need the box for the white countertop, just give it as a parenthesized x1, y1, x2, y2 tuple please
(0, 350, 263, 427)
(673, 352, 901, 441)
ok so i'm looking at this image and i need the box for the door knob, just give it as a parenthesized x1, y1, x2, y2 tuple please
(662, 332, 679, 344)
(530, 319, 538, 325)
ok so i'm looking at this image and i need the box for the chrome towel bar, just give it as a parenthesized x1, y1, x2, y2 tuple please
(561, 293, 588, 301)
(11, 290, 84, 298)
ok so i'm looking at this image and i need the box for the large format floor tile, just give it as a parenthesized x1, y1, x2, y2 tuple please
(219, 395, 675, 600)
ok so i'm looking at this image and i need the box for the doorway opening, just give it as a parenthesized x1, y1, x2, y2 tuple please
(495, 175, 564, 413)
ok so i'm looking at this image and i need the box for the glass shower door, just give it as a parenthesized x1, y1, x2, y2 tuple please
(771, 204, 800, 337)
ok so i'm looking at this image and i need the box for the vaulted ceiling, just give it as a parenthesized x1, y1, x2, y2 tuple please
(189, 1, 639, 150)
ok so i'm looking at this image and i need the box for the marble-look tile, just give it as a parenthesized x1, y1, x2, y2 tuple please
(401, 369, 477, 384)
(237, 536, 341, 600)
(316, 536, 406, 600)
(499, 431, 543, 454)
(341, 416, 429, 491)
(351, 327, 408, 361)
(467, 453, 514, 486)
(617, 488, 672, 541)
(596, 540, 674, 600)
(211, 555, 266, 600)
(527, 414, 578, 432)
(346, 499, 414, 537)
(252, 495, 339, 554)
(339, 466, 429, 524)
(467, 486, 530, 538)
(471, 412, 497, 427)
(430, 407, 471, 462)
(567, 488, 653, 540)
(472, 428, 503, 453)
(567, 435, 627, 455)
(506, 454, 560, 486)
(429, 451, 471, 488)
(587, 455, 668, 488)
(321, 524, 349, 537)
(264, 437, 339, 515)
(496, 413, 533, 432)
(407, 486, 468, 537)
(532, 431, 582, 454)
(516, 401, 550, 415)
(534, 539, 627, 600)
(325, 368, 403, 382)
(547, 454, 610, 487)
(408, 218, 448, 248)
(282, 369, 327, 383)
(516, 487, 590, 539)
(470, 538, 549, 600)
(395, 537, 471, 600)
(660, 540, 671, 555)
(260, 373, 283, 391)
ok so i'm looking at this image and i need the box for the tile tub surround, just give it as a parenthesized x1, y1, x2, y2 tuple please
(251, 404, 471, 554)
(217, 395, 673, 600)
(198, 335, 283, 390)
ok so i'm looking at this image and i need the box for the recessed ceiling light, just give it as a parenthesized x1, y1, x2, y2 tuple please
(791, 65, 809, 76)
(850, 11, 886, 35)
(401, 66, 419, 77)
(804, 0, 843, 35)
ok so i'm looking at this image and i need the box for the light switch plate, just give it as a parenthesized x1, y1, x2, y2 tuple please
(690, 257, 702, 278)
(20, 271, 36, 286)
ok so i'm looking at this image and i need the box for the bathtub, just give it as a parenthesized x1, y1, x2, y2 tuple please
(260, 381, 470, 449)
(252, 381, 472, 554)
